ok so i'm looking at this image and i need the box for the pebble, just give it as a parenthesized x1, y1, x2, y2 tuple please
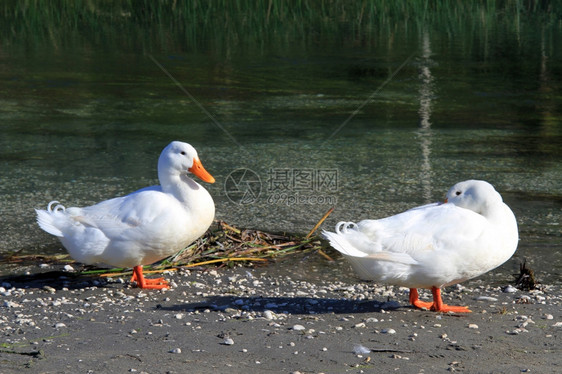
(3, 300, 21, 308)
(63, 265, 75, 272)
(54, 322, 66, 328)
(506, 328, 528, 335)
(476, 296, 498, 302)
(223, 338, 235, 345)
(169, 348, 182, 354)
(382, 328, 396, 334)
(468, 324, 479, 329)
(292, 324, 306, 331)
(503, 285, 517, 293)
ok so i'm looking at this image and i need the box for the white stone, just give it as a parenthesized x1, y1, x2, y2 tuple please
(263, 310, 275, 320)
(503, 285, 517, 293)
(63, 265, 75, 272)
(476, 296, 498, 302)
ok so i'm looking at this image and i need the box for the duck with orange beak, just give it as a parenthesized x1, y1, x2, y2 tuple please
(36, 141, 216, 289)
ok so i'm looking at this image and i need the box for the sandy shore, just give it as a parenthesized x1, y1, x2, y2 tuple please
(1, 256, 560, 374)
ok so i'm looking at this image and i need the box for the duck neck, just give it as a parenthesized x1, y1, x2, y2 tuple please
(159, 172, 201, 205)
(158, 171, 215, 238)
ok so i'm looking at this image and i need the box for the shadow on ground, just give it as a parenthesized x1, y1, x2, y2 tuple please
(159, 295, 405, 315)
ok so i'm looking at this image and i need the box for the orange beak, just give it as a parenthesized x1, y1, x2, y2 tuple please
(188, 158, 215, 183)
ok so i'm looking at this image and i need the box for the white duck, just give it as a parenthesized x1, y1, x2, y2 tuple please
(36, 141, 215, 289)
(323, 180, 518, 313)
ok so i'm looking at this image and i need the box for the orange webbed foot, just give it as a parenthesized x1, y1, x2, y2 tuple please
(137, 277, 169, 290)
(432, 304, 472, 313)
(409, 288, 434, 310)
(430, 287, 471, 313)
(412, 299, 435, 310)
(409, 287, 472, 313)
(131, 266, 169, 290)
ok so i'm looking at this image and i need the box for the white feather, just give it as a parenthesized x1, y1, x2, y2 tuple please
(35, 141, 215, 269)
(323, 180, 518, 289)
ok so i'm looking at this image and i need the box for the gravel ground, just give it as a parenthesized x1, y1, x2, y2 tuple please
(1, 255, 560, 374)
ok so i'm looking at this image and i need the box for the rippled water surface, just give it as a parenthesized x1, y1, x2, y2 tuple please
(1, 3, 560, 283)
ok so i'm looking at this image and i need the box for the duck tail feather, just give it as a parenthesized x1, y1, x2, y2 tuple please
(322, 229, 368, 258)
(35, 208, 64, 237)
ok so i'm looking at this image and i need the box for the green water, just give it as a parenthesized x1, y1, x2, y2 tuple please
(1, 1, 560, 283)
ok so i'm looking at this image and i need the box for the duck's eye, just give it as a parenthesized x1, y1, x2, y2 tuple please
(180, 151, 186, 155)
(455, 191, 462, 196)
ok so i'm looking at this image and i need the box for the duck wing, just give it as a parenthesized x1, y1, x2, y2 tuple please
(369, 203, 488, 261)
(326, 203, 488, 265)
(78, 188, 182, 243)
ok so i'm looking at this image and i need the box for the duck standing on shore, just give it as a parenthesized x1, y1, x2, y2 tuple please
(36, 141, 215, 289)
(323, 180, 518, 312)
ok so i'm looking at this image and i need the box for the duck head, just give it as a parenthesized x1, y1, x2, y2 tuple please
(158, 141, 215, 184)
(445, 180, 502, 216)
